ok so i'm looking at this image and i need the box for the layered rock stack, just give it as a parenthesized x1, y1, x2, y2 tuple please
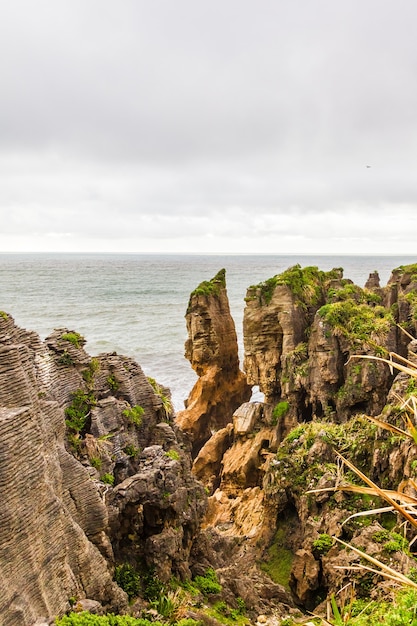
(176, 269, 251, 456)
(0, 314, 206, 626)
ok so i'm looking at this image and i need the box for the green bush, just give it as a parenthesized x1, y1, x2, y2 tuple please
(114, 563, 141, 601)
(165, 449, 180, 461)
(58, 350, 75, 366)
(107, 375, 120, 392)
(194, 568, 221, 595)
(272, 401, 289, 425)
(65, 389, 96, 434)
(123, 444, 140, 458)
(101, 473, 115, 486)
(312, 533, 333, 555)
(123, 405, 144, 426)
(61, 332, 84, 349)
(55, 612, 163, 625)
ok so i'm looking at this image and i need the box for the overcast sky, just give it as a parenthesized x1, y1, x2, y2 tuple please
(1, 1, 417, 254)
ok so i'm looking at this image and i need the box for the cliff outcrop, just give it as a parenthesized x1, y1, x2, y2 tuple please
(4, 261, 417, 625)
(176, 269, 250, 456)
(0, 314, 206, 626)
(191, 263, 417, 618)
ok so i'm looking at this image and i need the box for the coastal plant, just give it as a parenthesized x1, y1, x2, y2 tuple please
(101, 473, 115, 486)
(249, 265, 342, 306)
(147, 377, 172, 418)
(272, 401, 290, 425)
(57, 349, 75, 366)
(122, 405, 144, 426)
(65, 389, 96, 434)
(82, 358, 100, 387)
(313, 533, 333, 555)
(165, 449, 180, 461)
(55, 615, 163, 625)
(107, 374, 120, 392)
(61, 331, 85, 349)
(0, 310, 8, 320)
(123, 444, 140, 458)
(114, 563, 141, 600)
(193, 568, 221, 595)
(317, 301, 394, 348)
(190, 268, 226, 298)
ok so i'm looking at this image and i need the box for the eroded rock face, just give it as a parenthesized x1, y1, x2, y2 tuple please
(0, 314, 206, 625)
(194, 263, 417, 614)
(176, 269, 250, 456)
(242, 264, 412, 432)
(0, 317, 126, 625)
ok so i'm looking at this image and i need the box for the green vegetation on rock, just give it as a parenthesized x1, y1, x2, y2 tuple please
(55, 613, 164, 625)
(147, 377, 172, 418)
(61, 331, 85, 349)
(272, 401, 290, 424)
(191, 268, 226, 298)
(65, 389, 96, 434)
(250, 264, 343, 306)
(114, 563, 141, 600)
(260, 524, 294, 590)
(193, 568, 222, 595)
(318, 300, 394, 347)
(312, 533, 333, 555)
(122, 405, 144, 426)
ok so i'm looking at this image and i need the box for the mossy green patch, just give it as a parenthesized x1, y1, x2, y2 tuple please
(260, 525, 294, 590)
(61, 331, 84, 349)
(318, 300, 394, 348)
(251, 264, 342, 306)
(191, 268, 226, 298)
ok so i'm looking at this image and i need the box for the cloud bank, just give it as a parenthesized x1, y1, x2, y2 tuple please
(1, 0, 417, 253)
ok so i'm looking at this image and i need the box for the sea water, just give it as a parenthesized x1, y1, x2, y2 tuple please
(1, 253, 416, 410)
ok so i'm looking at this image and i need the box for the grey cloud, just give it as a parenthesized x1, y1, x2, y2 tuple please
(1, 0, 417, 251)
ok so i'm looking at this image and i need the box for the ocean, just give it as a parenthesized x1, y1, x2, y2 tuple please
(1, 253, 416, 410)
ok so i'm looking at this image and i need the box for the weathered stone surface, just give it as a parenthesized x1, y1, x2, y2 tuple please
(0, 313, 207, 625)
(233, 402, 263, 435)
(177, 270, 250, 456)
(289, 549, 320, 608)
(107, 444, 207, 581)
(193, 423, 234, 492)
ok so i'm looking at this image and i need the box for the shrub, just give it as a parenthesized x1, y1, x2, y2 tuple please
(58, 350, 75, 366)
(107, 374, 119, 392)
(61, 332, 84, 349)
(194, 568, 221, 595)
(82, 358, 100, 386)
(65, 389, 96, 434)
(272, 401, 290, 424)
(147, 377, 172, 418)
(312, 533, 333, 555)
(101, 473, 115, 486)
(123, 444, 140, 458)
(123, 405, 144, 426)
(90, 456, 102, 470)
(165, 449, 180, 461)
(114, 563, 141, 601)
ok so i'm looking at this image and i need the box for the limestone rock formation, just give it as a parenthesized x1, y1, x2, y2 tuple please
(242, 264, 406, 433)
(193, 263, 417, 616)
(0, 313, 206, 626)
(176, 269, 250, 456)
